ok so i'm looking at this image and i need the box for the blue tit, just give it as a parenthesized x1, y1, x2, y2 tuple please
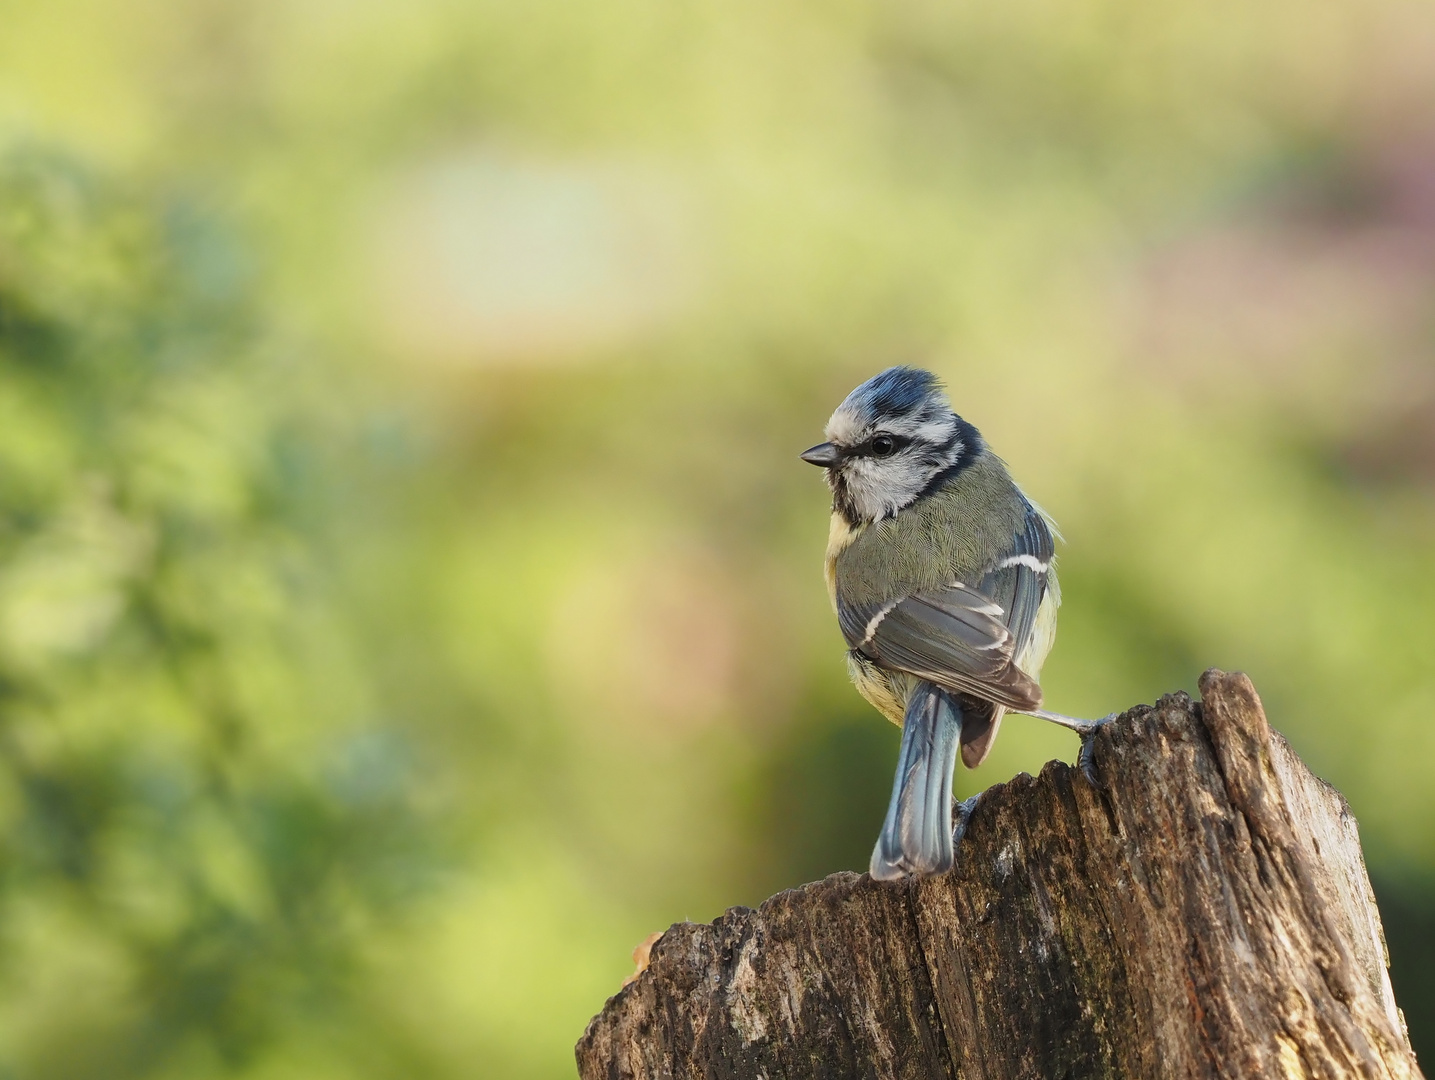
(801, 367, 1097, 881)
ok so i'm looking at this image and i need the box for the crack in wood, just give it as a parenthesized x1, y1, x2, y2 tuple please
(578, 670, 1423, 1080)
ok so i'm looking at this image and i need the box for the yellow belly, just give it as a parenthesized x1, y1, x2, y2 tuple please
(823, 511, 861, 610)
(847, 650, 913, 727)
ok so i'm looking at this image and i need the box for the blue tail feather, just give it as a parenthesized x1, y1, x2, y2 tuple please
(869, 682, 963, 881)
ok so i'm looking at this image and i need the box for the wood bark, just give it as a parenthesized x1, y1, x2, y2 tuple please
(576, 670, 1423, 1080)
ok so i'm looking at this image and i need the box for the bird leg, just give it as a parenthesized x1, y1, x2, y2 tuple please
(1016, 709, 1120, 787)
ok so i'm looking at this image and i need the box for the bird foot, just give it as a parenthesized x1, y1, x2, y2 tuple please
(1018, 709, 1120, 787)
(951, 791, 982, 848)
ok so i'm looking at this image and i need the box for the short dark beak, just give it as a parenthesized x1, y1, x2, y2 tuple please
(800, 442, 841, 468)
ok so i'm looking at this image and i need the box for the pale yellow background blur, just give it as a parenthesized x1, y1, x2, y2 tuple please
(0, 0, 1433, 1075)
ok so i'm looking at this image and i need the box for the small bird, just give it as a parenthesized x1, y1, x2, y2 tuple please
(802, 367, 1105, 881)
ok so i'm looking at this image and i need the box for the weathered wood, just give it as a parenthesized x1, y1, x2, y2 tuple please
(576, 670, 1422, 1080)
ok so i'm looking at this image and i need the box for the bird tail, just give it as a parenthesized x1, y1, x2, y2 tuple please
(869, 682, 962, 881)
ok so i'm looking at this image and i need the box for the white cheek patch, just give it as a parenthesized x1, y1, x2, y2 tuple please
(862, 468, 926, 521)
(841, 457, 910, 522)
(844, 457, 882, 489)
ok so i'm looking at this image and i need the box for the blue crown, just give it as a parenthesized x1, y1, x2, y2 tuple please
(843, 366, 945, 423)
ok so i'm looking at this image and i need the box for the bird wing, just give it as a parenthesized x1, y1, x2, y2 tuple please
(843, 584, 1041, 710)
(836, 502, 1055, 713)
(976, 502, 1055, 669)
(959, 503, 1056, 762)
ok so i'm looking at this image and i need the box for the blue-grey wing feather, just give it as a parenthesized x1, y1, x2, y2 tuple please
(958, 502, 1054, 764)
(849, 587, 1041, 710)
(978, 502, 1054, 665)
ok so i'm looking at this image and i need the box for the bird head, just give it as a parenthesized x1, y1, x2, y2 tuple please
(801, 366, 978, 524)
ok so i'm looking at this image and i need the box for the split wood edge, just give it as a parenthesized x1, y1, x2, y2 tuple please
(577, 670, 1422, 1080)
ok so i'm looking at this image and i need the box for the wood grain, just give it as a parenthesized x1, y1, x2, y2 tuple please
(577, 670, 1422, 1080)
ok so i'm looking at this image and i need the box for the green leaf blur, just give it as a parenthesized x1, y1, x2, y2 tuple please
(0, 0, 1433, 1073)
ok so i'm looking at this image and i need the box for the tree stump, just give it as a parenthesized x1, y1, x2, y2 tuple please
(576, 670, 1423, 1079)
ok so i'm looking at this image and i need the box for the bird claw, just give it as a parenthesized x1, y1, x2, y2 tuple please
(1076, 712, 1119, 788)
(951, 792, 982, 848)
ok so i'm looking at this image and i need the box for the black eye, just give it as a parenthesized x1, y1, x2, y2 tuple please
(870, 434, 896, 457)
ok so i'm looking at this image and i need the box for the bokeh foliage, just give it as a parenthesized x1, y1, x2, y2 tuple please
(0, 0, 1434, 1074)
(0, 150, 440, 1077)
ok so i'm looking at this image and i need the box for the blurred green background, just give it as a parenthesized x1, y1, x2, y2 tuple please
(0, 0, 1433, 1074)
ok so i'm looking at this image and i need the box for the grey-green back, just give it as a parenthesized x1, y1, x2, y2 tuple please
(833, 451, 1055, 711)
